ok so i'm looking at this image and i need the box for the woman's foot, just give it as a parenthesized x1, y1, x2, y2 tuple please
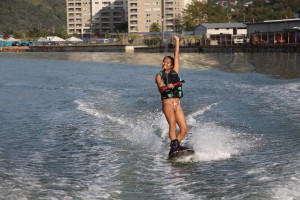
(169, 139, 189, 157)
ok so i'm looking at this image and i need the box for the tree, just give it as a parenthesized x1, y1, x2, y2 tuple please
(244, 0, 298, 22)
(149, 23, 161, 32)
(114, 22, 128, 33)
(182, 2, 228, 31)
(273, 0, 299, 19)
(14, 31, 28, 39)
(252, 0, 266, 7)
(245, 6, 277, 22)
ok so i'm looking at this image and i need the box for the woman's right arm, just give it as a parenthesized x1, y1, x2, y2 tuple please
(156, 74, 163, 92)
(156, 74, 176, 93)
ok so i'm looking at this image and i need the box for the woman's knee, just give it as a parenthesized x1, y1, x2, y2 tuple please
(169, 123, 177, 131)
(181, 126, 188, 135)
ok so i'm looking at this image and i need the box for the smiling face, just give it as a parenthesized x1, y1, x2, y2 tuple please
(162, 56, 174, 70)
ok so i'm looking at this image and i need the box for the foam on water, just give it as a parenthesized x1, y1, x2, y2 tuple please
(75, 97, 253, 164)
(185, 103, 254, 162)
(271, 159, 300, 200)
(237, 81, 300, 123)
(191, 122, 244, 161)
(74, 99, 164, 152)
(186, 102, 220, 125)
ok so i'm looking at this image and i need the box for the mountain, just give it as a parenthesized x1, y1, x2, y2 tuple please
(0, 0, 66, 34)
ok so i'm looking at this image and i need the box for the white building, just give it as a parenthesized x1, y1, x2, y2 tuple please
(66, 0, 209, 36)
(66, 0, 127, 37)
(194, 23, 247, 37)
(128, 0, 207, 33)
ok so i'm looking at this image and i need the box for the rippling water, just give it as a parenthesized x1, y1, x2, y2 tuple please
(0, 52, 299, 199)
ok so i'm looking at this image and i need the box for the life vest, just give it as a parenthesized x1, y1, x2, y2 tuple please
(158, 69, 183, 99)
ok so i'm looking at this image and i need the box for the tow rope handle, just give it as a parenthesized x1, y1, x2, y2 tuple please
(159, 80, 185, 93)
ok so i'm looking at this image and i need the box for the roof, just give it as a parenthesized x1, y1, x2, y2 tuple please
(246, 18, 300, 25)
(50, 36, 65, 42)
(66, 37, 83, 42)
(37, 37, 47, 42)
(6, 37, 20, 42)
(200, 23, 247, 29)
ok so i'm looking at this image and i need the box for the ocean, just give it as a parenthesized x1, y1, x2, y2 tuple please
(0, 52, 299, 199)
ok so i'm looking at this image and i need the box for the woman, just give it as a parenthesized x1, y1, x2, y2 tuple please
(155, 35, 188, 157)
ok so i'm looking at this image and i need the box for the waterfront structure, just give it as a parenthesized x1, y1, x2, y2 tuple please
(194, 23, 247, 45)
(247, 19, 300, 35)
(246, 19, 300, 45)
(194, 23, 247, 36)
(128, 0, 207, 33)
(66, 0, 127, 37)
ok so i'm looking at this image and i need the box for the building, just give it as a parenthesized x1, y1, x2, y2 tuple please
(246, 19, 300, 45)
(66, 0, 207, 36)
(194, 23, 247, 45)
(66, 0, 127, 37)
(194, 23, 247, 36)
(247, 19, 300, 35)
(127, 0, 207, 33)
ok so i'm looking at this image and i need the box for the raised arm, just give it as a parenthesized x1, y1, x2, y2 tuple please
(172, 35, 180, 73)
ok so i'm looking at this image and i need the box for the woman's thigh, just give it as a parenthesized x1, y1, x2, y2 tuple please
(163, 103, 176, 126)
(175, 105, 187, 130)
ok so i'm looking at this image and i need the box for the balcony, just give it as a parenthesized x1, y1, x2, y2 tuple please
(130, 20, 138, 24)
(113, 18, 123, 21)
(130, 3, 137, 7)
(130, 9, 137, 13)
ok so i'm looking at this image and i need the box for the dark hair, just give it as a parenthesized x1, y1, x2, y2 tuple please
(163, 56, 174, 66)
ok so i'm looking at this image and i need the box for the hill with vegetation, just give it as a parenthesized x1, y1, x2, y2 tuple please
(181, 0, 300, 31)
(0, 0, 66, 37)
(0, 0, 299, 38)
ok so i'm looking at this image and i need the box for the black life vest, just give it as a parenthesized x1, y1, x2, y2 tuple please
(158, 69, 183, 99)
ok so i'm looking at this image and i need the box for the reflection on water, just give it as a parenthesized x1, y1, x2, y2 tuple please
(1, 52, 299, 79)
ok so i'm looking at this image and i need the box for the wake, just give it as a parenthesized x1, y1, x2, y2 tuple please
(75, 99, 255, 163)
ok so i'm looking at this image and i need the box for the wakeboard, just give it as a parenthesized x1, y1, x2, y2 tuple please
(168, 149, 195, 160)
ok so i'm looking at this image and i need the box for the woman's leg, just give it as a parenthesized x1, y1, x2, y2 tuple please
(162, 103, 177, 140)
(174, 105, 188, 142)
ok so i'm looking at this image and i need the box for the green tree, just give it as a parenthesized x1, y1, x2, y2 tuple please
(114, 22, 128, 33)
(14, 31, 28, 39)
(182, 2, 228, 31)
(245, 6, 277, 22)
(273, 0, 299, 19)
(149, 22, 161, 32)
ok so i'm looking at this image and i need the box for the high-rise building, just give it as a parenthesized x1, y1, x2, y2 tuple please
(66, 0, 207, 36)
(128, 0, 207, 33)
(66, 0, 127, 37)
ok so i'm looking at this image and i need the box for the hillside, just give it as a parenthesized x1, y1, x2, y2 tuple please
(0, 0, 66, 34)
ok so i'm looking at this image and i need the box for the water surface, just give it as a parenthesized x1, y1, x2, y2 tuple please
(0, 52, 299, 199)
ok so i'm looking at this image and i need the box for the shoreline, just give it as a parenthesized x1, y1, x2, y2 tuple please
(0, 46, 29, 52)
(1, 44, 300, 53)
(29, 44, 300, 53)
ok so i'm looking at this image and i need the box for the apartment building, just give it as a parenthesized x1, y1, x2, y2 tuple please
(66, 0, 127, 37)
(128, 0, 207, 33)
(66, 0, 207, 36)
